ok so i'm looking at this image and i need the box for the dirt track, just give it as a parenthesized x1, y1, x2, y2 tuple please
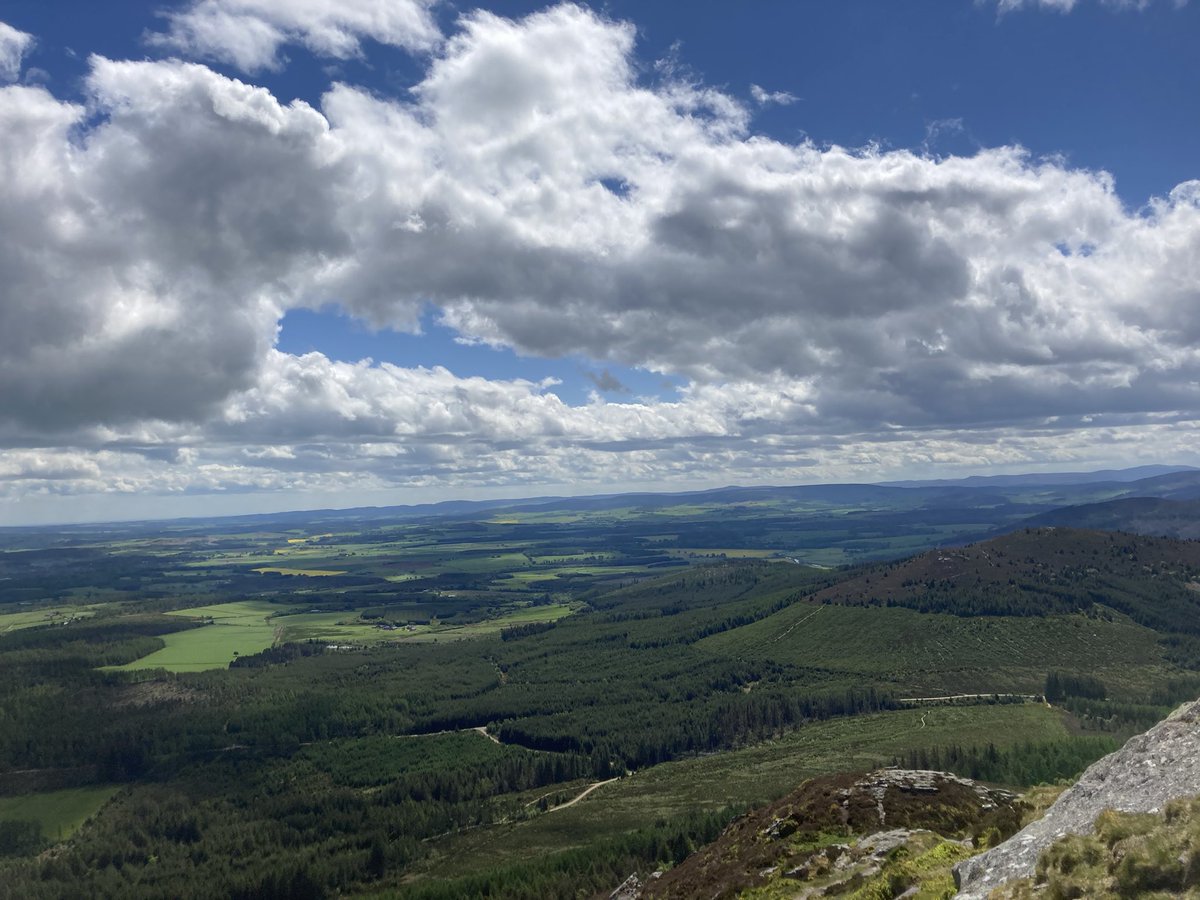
(546, 777, 620, 813)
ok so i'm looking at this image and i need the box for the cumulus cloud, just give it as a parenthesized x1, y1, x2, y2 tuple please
(149, 0, 441, 72)
(0, 3, 1199, 512)
(0, 21, 33, 82)
(0, 60, 344, 433)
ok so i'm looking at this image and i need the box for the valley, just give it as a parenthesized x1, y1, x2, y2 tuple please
(2, 471, 1200, 897)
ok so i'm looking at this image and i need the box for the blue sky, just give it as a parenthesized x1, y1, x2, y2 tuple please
(8, 0, 1194, 203)
(0, 0, 1197, 523)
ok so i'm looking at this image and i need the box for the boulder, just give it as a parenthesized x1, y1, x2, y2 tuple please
(954, 698, 1200, 898)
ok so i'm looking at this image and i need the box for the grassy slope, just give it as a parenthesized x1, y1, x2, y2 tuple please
(0, 785, 120, 840)
(994, 795, 1200, 898)
(410, 704, 1069, 881)
(697, 600, 1169, 697)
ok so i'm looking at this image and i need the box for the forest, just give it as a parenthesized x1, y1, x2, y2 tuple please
(2, 488, 1200, 897)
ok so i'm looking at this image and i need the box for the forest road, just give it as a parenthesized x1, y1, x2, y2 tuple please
(547, 777, 621, 813)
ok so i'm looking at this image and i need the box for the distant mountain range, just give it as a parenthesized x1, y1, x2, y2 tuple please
(9, 465, 1200, 550)
(880, 464, 1198, 489)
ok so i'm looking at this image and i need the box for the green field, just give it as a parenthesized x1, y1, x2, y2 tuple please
(103, 600, 287, 672)
(0, 604, 100, 633)
(168, 599, 294, 623)
(107, 621, 279, 672)
(102, 597, 582, 669)
(276, 610, 410, 644)
(0, 786, 120, 841)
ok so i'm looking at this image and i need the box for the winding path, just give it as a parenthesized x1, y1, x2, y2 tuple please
(546, 777, 620, 813)
(472, 726, 502, 745)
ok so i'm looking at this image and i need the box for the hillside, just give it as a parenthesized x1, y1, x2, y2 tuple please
(810, 527, 1200, 631)
(638, 768, 1023, 899)
(1020, 496, 1200, 539)
(613, 697, 1200, 900)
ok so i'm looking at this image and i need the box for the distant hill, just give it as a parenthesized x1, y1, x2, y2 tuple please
(810, 527, 1200, 635)
(881, 464, 1197, 489)
(1119, 469, 1200, 501)
(1021, 497, 1200, 540)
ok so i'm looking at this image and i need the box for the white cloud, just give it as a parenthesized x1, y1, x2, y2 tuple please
(149, 0, 441, 72)
(750, 84, 797, 106)
(0, 21, 33, 82)
(0, 60, 344, 433)
(0, 4, 1199, 515)
(988, 0, 1187, 12)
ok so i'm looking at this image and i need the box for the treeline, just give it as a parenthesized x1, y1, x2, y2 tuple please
(1148, 675, 1200, 707)
(296, 732, 600, 796)
(626, 592, 803, 649)
(1045, 671, 1106, 702)
(393, 807, 737, 900)
(1055, 696, 1171, 733)
(894, 736, 1119, 786)
(229, 641, 326, 668)
(0, 548, 167, 604)
(588, 561, 822, 619)
(0, 820, 43, 859)
(500, 621, 558, 641)
(495, 686, 896, 770)
(1160, 634, 1200, 671)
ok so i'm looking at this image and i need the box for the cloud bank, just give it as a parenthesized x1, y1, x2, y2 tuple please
(0, 4, 1198, 517)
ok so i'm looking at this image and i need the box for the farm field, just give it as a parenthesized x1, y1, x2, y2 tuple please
(106, 620, 279, 672)
(167, 599, 295, 623)
(0, 786, 120, 841)
(101, 594, 585, 670)
(0, 604, 102, 632)
(277, 600, 579, 644)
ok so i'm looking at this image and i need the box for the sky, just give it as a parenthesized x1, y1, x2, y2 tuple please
(0, 0, 1197, 525)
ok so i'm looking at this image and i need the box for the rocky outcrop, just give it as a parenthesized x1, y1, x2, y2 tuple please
(954, 697, 1200, 898)
(639, 769, 1021, 900)
(610, 872, 658, 899)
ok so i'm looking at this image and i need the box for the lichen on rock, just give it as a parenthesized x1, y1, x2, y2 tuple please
(954, 698, 1200, 899)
